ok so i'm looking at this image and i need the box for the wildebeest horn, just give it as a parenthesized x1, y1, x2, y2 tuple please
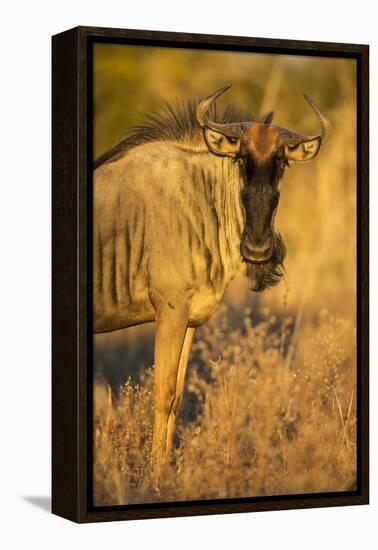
(196, 86, 248, 137)
(277, 95, 333, 146)
(303, 94, 333, 145)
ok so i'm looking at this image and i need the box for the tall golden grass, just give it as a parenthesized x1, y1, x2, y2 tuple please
(93, 51, 356, 505)
(94, 307, 356, 505)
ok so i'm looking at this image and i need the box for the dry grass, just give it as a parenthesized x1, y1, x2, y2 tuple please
(94, 306, 356, 505)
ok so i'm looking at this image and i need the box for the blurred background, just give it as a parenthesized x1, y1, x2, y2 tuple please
(93, 44, 356, 389)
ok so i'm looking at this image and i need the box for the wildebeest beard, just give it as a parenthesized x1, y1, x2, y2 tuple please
(245, 231, 287, 292)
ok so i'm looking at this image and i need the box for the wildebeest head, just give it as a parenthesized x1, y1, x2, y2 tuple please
(196, 86, 332, 291)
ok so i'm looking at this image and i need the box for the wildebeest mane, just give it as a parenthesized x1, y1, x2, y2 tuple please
(94, 99, 270, 169)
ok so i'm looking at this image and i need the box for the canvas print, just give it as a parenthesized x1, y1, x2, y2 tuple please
(92, 44, 356, 506)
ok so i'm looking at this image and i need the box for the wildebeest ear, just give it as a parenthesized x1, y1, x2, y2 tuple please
(262, 111, 274, 124)
(203, 127, 241, 157)
(285, 136, 321, 162)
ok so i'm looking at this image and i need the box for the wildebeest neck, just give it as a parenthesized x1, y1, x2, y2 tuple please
(190, 153, 246, 280)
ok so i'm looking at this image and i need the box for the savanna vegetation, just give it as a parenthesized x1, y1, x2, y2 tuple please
(93, 46, 356, 505)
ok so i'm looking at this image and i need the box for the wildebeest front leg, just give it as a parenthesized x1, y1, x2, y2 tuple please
(165, 327, 196, 458)
(152, 304, 189, 477)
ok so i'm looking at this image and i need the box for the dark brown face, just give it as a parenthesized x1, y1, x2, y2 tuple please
(238, 124, 285, 264)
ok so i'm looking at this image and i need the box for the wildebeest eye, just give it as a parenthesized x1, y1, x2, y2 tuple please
(275, 151, 289, 171)
(278, 157, 290, 171)
(234, 151, 248, 165)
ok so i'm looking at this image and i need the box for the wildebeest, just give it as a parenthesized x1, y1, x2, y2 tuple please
(93, 86, 332, 476)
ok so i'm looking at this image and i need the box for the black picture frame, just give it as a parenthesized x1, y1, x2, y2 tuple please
(52, 26, 369, 523)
